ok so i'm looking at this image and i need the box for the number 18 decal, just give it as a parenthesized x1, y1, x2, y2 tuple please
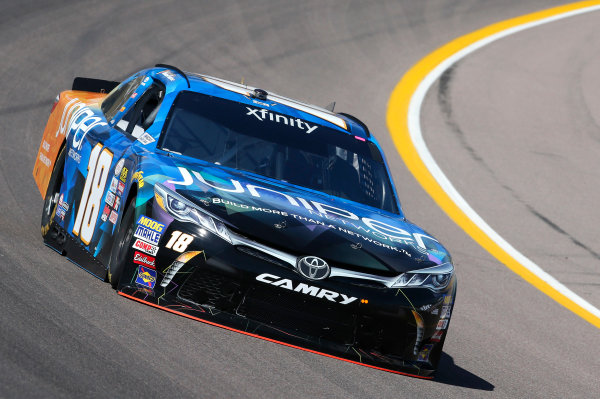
(165, 231, 194, 252)
(73, 144, 113, 245)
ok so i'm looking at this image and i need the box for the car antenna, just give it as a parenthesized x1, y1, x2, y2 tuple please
(325, 102, 336, 112)
(155, 64, 191, 88)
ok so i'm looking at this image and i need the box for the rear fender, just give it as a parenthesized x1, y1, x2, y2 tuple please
(33, 90, 107, 197)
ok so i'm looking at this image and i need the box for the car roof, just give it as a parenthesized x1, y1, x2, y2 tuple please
(148, 66, 372, 140)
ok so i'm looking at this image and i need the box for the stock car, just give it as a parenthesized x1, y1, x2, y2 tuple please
(33, 65, 456, 378)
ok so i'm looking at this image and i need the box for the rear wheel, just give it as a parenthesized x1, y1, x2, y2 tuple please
(41, 146, 66, 237)
(107, 198, 136, 289)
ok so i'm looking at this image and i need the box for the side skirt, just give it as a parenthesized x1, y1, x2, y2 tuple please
(44, 221, 107, 280)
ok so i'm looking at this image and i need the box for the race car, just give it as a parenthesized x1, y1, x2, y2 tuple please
(33, 64, 456, 378)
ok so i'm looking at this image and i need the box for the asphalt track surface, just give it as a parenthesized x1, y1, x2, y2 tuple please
(1, 1, 599, 398)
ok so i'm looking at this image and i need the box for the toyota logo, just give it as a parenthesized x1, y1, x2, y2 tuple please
(296, 256, 330, 280)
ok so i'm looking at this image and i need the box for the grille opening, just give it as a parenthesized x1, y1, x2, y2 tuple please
(237, 286, 356, 345)
(235, 246, 289, 268)
(178, 269, 241, 311)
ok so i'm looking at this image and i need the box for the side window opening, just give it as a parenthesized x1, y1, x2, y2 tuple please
(101, 75, 144, 122)
(117, 83, 165, 138)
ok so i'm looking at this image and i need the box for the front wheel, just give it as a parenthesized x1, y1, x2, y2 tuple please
(41, 146, 66, 237)
(107, 198, 136, 289)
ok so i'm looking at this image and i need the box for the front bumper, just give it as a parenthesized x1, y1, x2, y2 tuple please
(118, 218, 456, 378)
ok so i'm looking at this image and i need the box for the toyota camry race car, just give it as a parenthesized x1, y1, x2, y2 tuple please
(33, 65, 456, 378)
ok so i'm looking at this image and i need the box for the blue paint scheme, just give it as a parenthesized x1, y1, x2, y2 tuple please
(53, 67, 449, 274)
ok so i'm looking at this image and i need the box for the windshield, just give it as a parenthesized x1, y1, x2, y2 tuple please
(159, 91, 399, 213)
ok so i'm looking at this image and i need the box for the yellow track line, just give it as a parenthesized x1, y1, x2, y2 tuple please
(387, 1, 600, 328)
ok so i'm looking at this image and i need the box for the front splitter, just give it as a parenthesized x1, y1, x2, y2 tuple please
(118, 285, 435, 379)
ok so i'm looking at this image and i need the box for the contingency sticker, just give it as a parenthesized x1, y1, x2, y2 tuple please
(134, 225, 161, 245)
(436, 320, 449, 330)
(120, 167, 128, 182)
(440, 305, 451, 319)
(138, 133, 155, 145)
(136, 215, 165, 233)
(101, 205, 110, 222)
(109, 176, 118, 193)
(431, 330, 444, 342)
(105, 191, 115, 207)
(132, 238, 159, 256)
(109, 210, 118, 224)
(417, 344, 433, 362)
(133, 251, 156, 269)
(135, 266, 157, 289)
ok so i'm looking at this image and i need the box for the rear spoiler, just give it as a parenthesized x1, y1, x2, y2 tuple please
(72, 77, 120, 94)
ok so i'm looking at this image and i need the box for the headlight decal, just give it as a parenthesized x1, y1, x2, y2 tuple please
(392, 262, 454, 291)
(155, 182, 232, 244)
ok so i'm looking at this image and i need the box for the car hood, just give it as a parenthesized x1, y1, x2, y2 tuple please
(153, 156, 451, 275)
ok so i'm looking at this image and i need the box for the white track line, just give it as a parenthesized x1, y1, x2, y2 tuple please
(409, 5, 600, 319)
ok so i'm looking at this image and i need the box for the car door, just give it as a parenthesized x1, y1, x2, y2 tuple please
(63, 74, 162, 262)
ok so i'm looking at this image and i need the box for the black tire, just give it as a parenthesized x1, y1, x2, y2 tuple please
(41, 146, 66, 237)
(107, 198, 136, 289)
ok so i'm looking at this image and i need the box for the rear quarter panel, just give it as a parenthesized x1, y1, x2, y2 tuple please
(33, 90, 107, 197)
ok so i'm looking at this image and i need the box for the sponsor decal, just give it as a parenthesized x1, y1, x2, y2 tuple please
(101, 205, 110, 222)
(431, 330, 444, 342)
(109, 210, 118, 224)
(119, 106, 126, 113)
(105, 191, 115, 207)
(131, 92, 138, 99)
(132, 238, 159, 256)
(141, 76, 150, 86)
(56, 206, 66, 220)
(165, 231, 194, 252)
(132, 171, 144, 188)
(38, 152, 51, 167)
(138, 132, 155, 145)
(274, 220, 286, 229)
(133, 251, 156, 269)
(251, 100, 275, 107)
(120, 166, 128, 182)
(436, 319, 448, 330)
(420, 303, 432, 311)
(417, 344, 433, 362)
(137, 215, 165, 233)
(440, 305, 451, 319)
(117, 181, 125, 196)
(56, 194, 69, 220)
(135, 266, 156, 289)
(68, 148, 81, 163)
(431, 308, 439, 315)
(296, 256, 330, 281)
(169, 167, 439, 253)
(114, 159, 125, 176)
(114, 196, 120, 212)
(443, 295, 452, 305)
(42, 140, 51, 152)
(134, 225, 162, 245)
(160, 70, 176, 81)
(245, 107, 318, 134)
(54, 100, 108, 150)
(256, 273, 357, 305)
(109, 176, 118, 193)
